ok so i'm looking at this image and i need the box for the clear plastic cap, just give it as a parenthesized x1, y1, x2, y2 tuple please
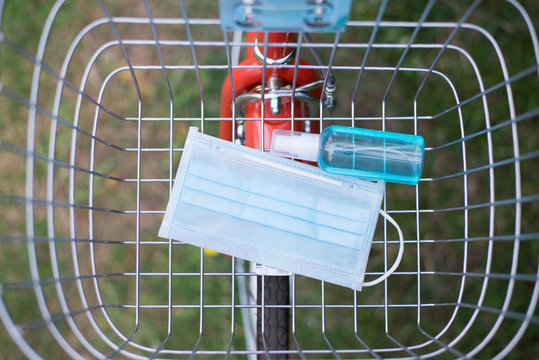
(270, 129, 320, 162)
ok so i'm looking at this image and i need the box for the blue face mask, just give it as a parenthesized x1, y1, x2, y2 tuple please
(159, 128, 403, 290)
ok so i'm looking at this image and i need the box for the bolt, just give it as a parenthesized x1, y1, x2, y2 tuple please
(270, 96, 281, 114)
(267, 77, 282, 114)
(324, 76, 336, 109)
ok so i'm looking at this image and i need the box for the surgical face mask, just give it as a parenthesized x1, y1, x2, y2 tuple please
(159, 128, 403, 291)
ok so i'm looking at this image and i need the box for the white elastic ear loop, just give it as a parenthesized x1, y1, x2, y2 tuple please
(363, 209, 404, 287)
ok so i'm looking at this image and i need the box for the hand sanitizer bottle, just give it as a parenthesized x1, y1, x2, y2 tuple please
(270, 125, 424, 185)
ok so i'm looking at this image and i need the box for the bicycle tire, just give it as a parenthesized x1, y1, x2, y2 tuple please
(257, 276, 290, 359)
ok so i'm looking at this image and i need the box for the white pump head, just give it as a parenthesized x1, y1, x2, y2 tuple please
(270, 129, 320, 162)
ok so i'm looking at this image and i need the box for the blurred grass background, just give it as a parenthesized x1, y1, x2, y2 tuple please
(1, 0, 538, 359)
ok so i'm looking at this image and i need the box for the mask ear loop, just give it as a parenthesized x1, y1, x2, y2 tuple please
(362, 209, 404, 287)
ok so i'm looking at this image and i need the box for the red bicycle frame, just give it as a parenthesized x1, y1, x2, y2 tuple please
(219, 32, 321, 149)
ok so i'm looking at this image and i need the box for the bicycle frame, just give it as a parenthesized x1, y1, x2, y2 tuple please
(219, 32, 321, 149)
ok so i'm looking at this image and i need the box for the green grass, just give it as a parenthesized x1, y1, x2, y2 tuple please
(1, 0, 539, 359)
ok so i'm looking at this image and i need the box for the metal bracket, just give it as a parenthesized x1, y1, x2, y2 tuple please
(219, 0, 353, 33)
(255, 264, 292, 276)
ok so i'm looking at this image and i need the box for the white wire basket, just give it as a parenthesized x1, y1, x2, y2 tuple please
(1, 0, 538, 359)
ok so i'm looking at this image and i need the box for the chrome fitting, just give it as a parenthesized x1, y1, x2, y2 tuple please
(268, 77, 282, 114)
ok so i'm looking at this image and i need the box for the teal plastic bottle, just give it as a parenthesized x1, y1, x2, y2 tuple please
(270, 125, 425, 185)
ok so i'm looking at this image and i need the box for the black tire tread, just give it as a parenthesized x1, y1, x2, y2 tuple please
(257, 275, 289, 359)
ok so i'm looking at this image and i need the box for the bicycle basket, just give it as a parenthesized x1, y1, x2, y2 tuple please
(0, 0, 538, 359)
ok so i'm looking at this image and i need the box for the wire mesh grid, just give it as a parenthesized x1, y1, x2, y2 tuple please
(0, 0, 538, 359)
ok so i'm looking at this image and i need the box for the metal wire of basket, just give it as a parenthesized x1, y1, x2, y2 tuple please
(1, 0, 538, 359)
